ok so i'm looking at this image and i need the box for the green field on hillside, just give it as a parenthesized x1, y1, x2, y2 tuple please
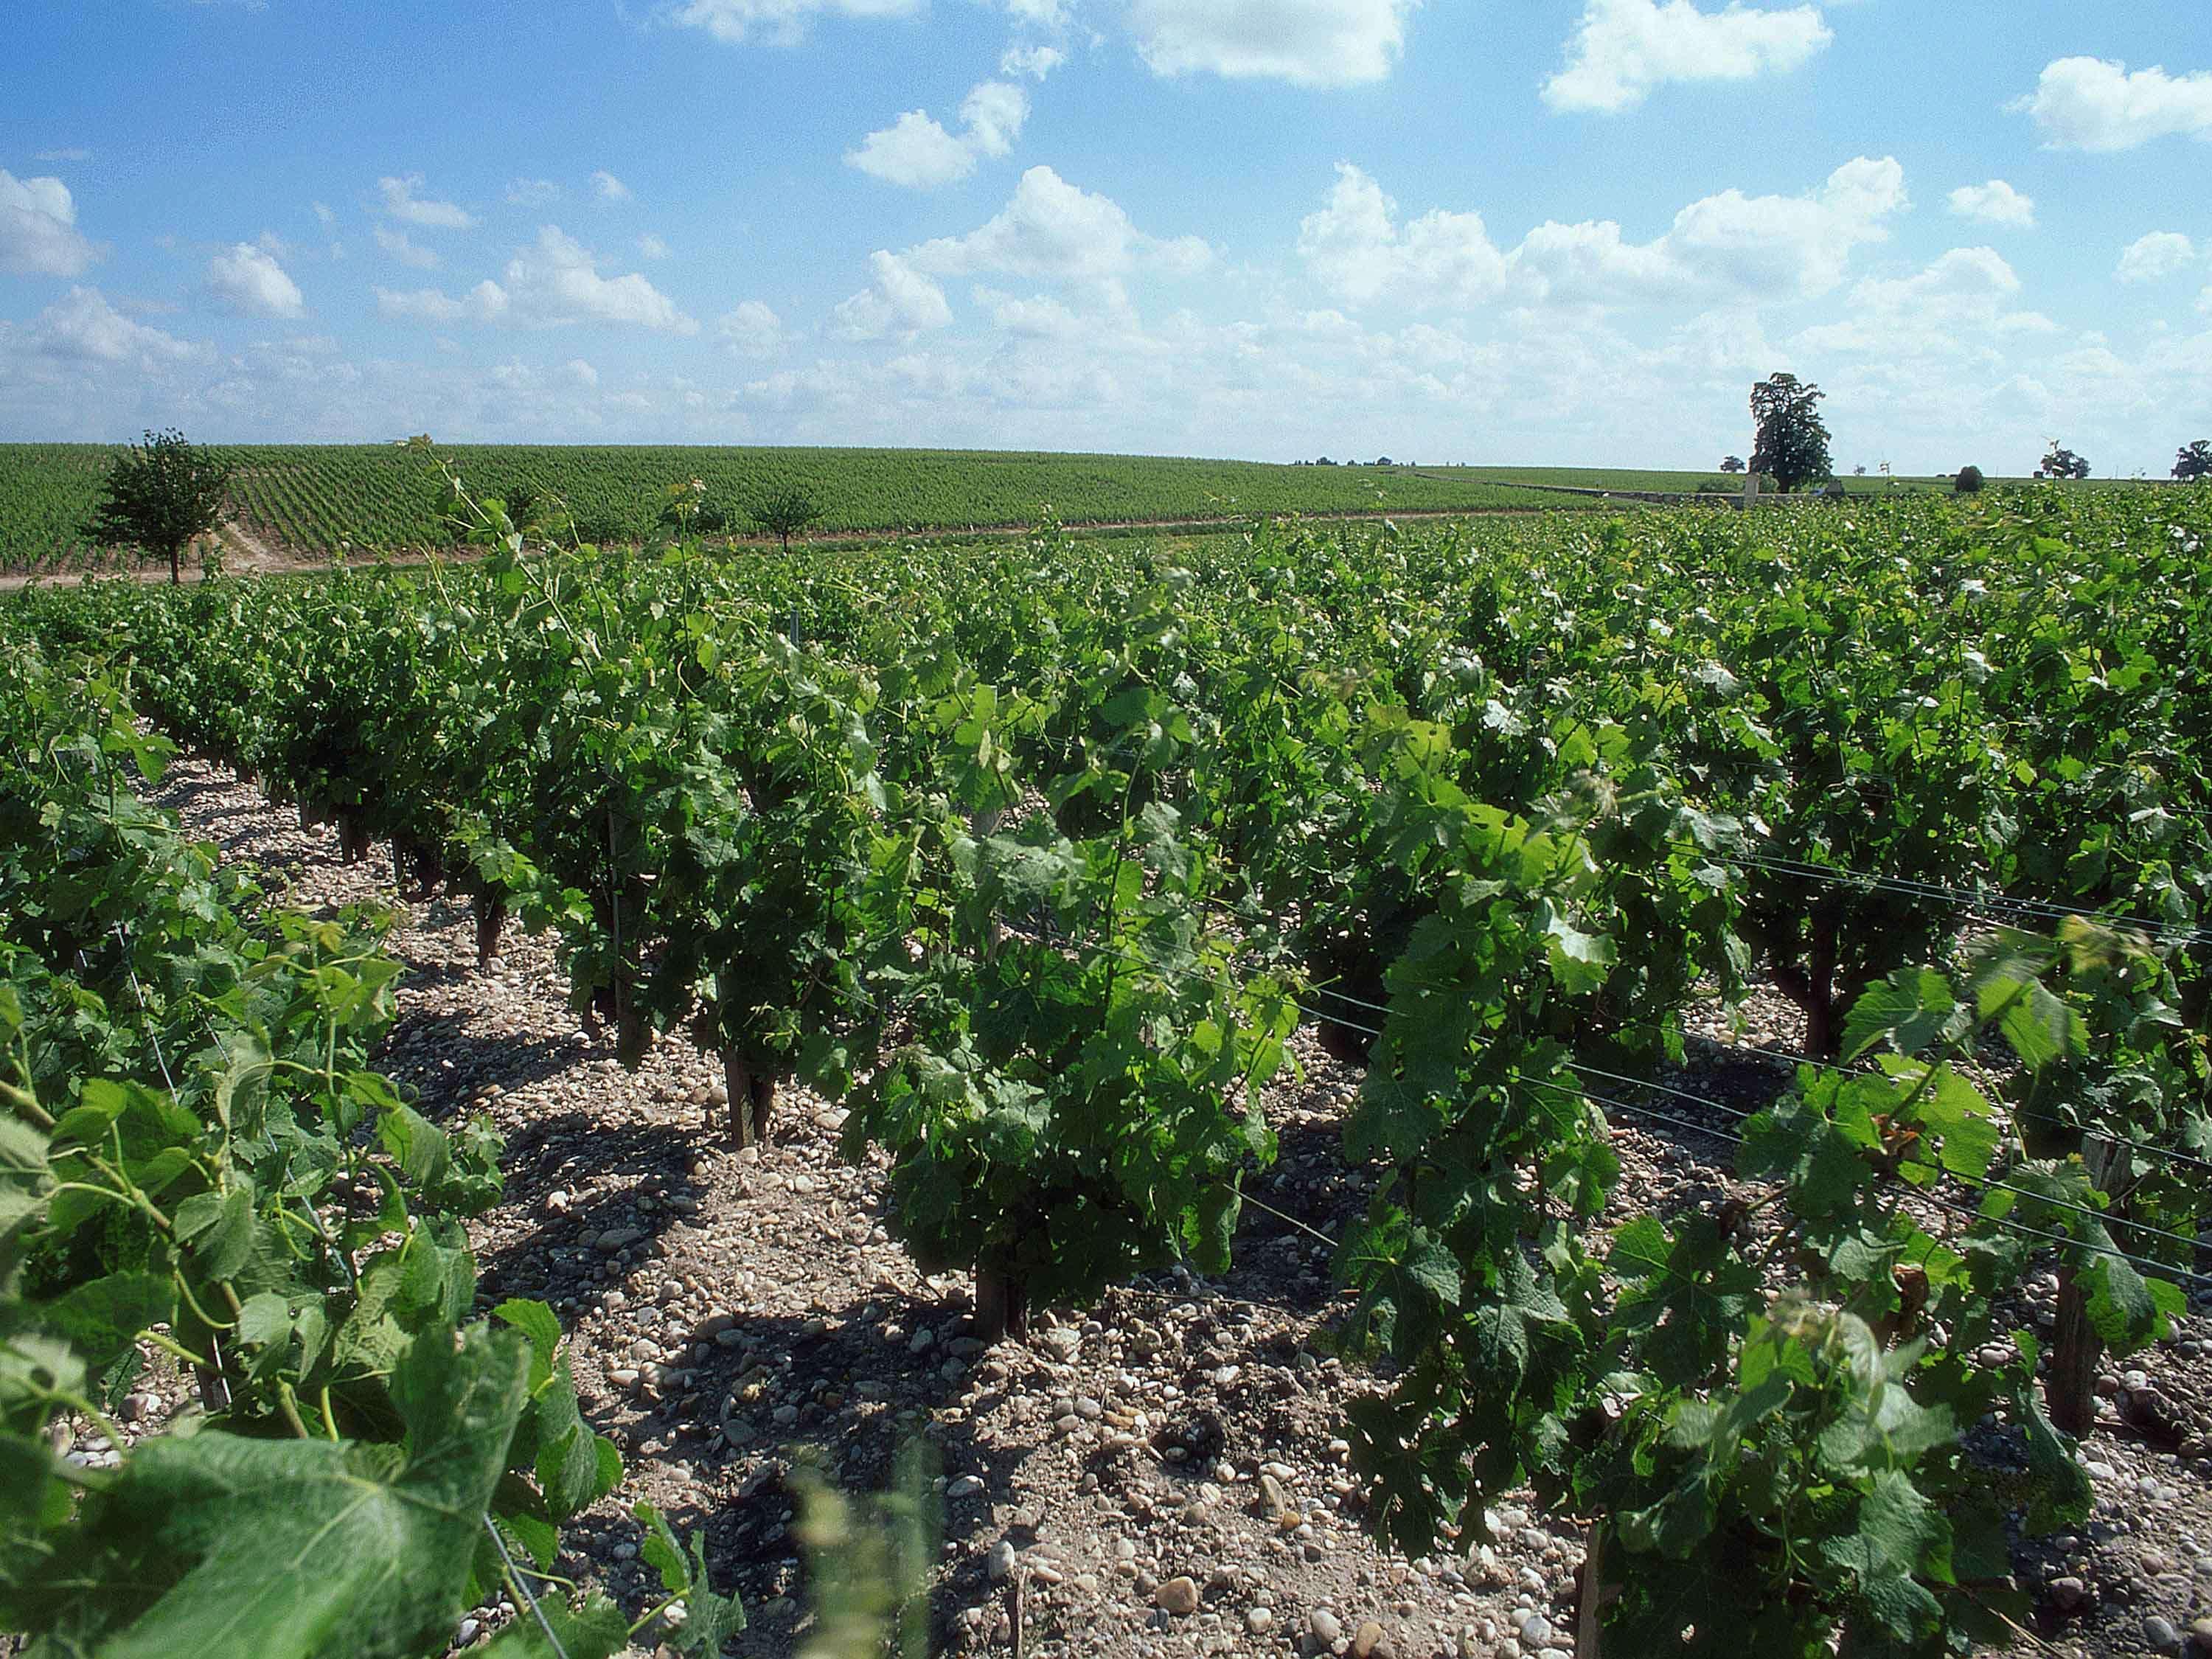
(0, 443, 1595, 574)
(1422, 465, 1951, 495)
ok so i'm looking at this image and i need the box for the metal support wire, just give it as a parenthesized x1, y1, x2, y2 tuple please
(482, 1513, 571, 1659)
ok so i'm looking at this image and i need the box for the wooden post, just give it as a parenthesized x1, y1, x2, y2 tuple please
(2048, 1265, 2098, 1437)
(1575, 1518, 1613, 1659)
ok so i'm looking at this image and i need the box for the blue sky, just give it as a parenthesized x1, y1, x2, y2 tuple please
(4, 0, 2211, 473)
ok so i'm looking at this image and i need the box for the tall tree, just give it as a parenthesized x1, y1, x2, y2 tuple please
(2174, 439, 2212, 481)
(1719, 455, 1745, 474)
(86, 430, 232, 585)
(2038, 444, 2091, 481)
(1747, 373, 1832, 493)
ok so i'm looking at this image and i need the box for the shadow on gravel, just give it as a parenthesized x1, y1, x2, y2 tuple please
(377, 955, 486, 996)
(156, 773, 254, 815)
(579, 1295, 1022, 1656)
(380, 1017, 592, 1104)
(1675, 1036, 1801, 1116)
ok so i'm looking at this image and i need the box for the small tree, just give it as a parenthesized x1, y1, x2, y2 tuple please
(2037, 444, 2091, 481)
(1719, 456, 1745, 474)
(749, 484, 823, 552)
(86, 429, 233, 585)
(1748, 372, 1832, 493)
(1954, 465, 1984, 494)
(2174, 439, 2212, 481)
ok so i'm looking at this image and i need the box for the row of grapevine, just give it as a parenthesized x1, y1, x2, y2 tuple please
(1, 442, 1598, 571)
(0, 644, 740, 1655)
(7, 481, 2208, 1652)
(0, 445, 171, 578)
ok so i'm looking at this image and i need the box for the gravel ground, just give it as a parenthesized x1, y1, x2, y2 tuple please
(95, 756, 2212, 1659)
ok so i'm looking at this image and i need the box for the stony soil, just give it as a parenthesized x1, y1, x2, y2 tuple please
(94, 756, 2212, 1659)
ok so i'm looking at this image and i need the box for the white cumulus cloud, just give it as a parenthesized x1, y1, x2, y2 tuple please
(593, 170, 633, 201)
(1298, 163, 1511, 308)
(848, 111, 980, 189)
(719, 299, 787, 356)
(1795, 247, 2054, 356)
(2013, 58, 2212, 152)
(375, 227, 696, 333)
(565, 358, 599, 387)
(1, 169, 102, 276)
(375, 282, 509, 325)
(639, 233, 672, 260)
(664, 0, 922, 46)
(1947, 180, 2035, 229)
(34, 286, 201, 365)
(378, 174, 476, 230)
(1543, 0, 1832, 114)
(503, 226, 695, 330)
(830, 250, 953, 340)
(1305, 156, 1908, 311)
(1127, 0, 1417, 88)
(374, 224, 439, 269)
(849, 81, 1032, 189)
(1648, 154, 1907, 300)
(908, 165, 1211, 284)
(1001, 43, 1066, 79)
(206, 241, 306, 318)
(2117, 232, 2197, 283)
(961, 82, 1029, 156)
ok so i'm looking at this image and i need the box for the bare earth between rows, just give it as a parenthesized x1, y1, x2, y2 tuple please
(128, 755, 2212, 1659)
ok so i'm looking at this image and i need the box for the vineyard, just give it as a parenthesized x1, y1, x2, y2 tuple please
(0, 444, 1596, 575)
(1422, 465, 1951, 495)
(3, 481, 2211, 1658)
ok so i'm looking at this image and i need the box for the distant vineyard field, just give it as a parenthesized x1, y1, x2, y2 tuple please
(0, 443, 1596, 573)
(1419, 465, 1954, 495)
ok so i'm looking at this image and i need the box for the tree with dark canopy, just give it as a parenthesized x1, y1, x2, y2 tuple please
(1747, 373, 1832, 493)
(748, 484, 824, 552)
(2037, 445, 2091, 481)
(86, 429, 232, 585)
(2174, 439, 2212, 481)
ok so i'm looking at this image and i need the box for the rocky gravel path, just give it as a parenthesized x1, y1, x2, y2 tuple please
(133, 757, 2212, 1659)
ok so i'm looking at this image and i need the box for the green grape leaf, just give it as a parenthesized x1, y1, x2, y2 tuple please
(1994, 977, 2078, 1074)
(1840, 969, 1958, 1062)
(1539, 901, 1616, 995)
(1818, 1471, 1946, 1640)
(493, 1298, 564, 1392)
(173, 1185, 257, 1281)
(32, 1273, 176, 1374)
(634, 1500, 748, 1653)
(6, 1325, 530, 1659)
